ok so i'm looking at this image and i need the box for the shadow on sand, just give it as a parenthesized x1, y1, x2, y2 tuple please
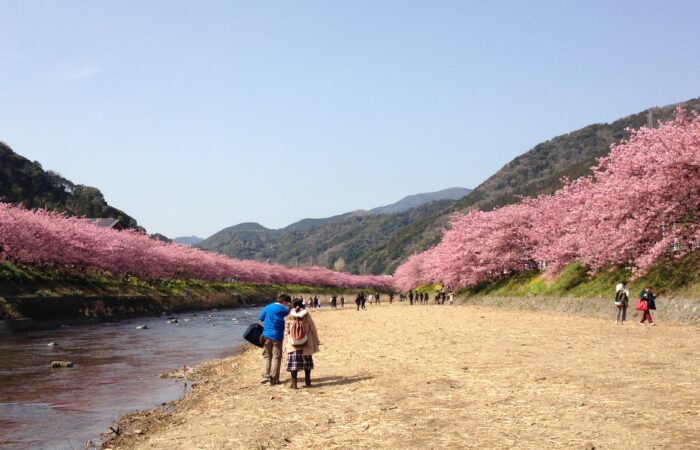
(307, 375, 374, 388)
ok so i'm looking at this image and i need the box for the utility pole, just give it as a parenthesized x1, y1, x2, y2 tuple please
(648, 109, 653, 128)
(362, 260, 367, 275)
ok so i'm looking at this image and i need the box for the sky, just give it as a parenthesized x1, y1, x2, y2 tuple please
(1, 1, 699, 238)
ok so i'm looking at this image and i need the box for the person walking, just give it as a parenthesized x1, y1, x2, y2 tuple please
(258, 294, 292, 385)
(285, 300, 321, 389)
(340, 295, 345, 308)
(361, 292, 367, 310)
(355, 292, 363, 311)
(639, 286, 656, 326)
(615, 281, 630, 324)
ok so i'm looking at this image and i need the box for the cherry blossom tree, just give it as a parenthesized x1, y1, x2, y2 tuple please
(394, 108, 700, 290)
(0, 202, 392, 290)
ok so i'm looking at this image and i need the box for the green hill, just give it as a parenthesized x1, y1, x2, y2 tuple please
(199, 200, 456, 274)
(455, 98, 700, 211)
(204, 97, 700, 275)
(0, 142, 140, 229)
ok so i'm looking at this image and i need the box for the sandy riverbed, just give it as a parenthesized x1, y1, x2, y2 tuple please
(106, 303, 700, 449)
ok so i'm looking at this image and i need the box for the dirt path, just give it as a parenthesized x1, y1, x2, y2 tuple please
(109, 303, 700, 449)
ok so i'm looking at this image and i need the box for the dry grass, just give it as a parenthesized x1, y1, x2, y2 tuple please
(106, 304, 700, 449)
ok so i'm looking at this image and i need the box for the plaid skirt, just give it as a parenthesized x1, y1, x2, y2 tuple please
(286, 349, 314, 372)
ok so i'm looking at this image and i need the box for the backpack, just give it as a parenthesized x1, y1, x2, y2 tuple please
(615, 290, 628, 305)
(289, 315, 308, 346)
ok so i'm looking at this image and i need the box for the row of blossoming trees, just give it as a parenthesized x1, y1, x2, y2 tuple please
(394, 108, 700, 291)
(0, 203, 392, 290)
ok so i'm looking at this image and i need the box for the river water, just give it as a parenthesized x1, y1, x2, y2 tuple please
(0, 306, 262, 449)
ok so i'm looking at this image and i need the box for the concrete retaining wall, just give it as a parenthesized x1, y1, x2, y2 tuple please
(0, 318, 36, 335)
(0, 293, 269, 333)
(459, 296, 700, 324)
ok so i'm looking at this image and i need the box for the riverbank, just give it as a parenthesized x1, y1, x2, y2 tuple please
(0, 262, 348, 329)
(105, 302, 700, 449)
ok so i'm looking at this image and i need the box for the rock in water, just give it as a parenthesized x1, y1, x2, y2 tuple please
(136, 325, 148, 330)
(51, 361, 74, 369)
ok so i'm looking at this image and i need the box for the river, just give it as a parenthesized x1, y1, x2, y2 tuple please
(0, 306, 262, 449)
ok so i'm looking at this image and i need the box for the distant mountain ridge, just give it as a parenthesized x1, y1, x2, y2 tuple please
(0, 142, 140, 229)
(369, 187, 472, 215)
(198, 96, 700, 275)
(198, 188, 472, 266)
(173, 236, 205, 245)
(205, 187, 472, 238)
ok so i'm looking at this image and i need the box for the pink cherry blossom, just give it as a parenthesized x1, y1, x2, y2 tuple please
(394, 108, 700, 290)
(0, 203, 392, 290)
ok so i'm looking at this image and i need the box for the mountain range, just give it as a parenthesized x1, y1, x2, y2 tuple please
(197, 188, 473, 270)
(368, 187, 471, 215)
(173, 236, 205, 246)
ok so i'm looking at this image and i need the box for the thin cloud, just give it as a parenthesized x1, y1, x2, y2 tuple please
(51, 65, 100, 83)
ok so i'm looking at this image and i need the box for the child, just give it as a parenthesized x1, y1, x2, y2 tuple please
(285, 300, 321, 388)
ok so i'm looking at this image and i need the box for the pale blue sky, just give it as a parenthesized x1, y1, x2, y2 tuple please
(1, 1, 699, 237)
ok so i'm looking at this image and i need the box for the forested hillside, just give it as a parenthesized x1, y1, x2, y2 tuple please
(199, 201, 455, 274)
(202, 97, 700, 275)
(454, 97, 700, 211)
(0, 142, 140, 229)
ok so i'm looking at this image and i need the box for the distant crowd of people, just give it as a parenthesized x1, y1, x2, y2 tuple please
(397, 290, 454, 306)
(291, 294, 345, 309)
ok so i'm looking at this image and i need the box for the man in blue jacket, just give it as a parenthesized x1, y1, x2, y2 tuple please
(259, 294, 292, 385)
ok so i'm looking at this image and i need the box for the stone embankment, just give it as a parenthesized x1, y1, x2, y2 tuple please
(459, 295, 700, 324)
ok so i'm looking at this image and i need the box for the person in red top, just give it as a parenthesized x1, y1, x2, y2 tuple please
(639, 286, 656, 326)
